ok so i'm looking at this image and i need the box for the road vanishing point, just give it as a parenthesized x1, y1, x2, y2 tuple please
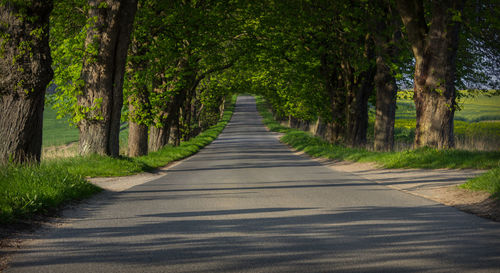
(5, 96, 500, 272)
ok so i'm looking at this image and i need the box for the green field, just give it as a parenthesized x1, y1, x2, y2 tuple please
(396, 95, 500, 122)
(392, 94, 500, 150)
(42, 107, 79, 147)
(42, 106, 129, 150)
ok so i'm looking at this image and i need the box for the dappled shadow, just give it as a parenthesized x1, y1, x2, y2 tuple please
(6, 96, 500, 273)
(8, 205, 500, 272)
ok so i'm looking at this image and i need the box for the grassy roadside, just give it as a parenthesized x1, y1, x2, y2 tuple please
(0, 95, 237, 224)
(255, 96, 500, 198)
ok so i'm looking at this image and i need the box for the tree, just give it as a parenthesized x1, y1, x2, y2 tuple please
(77, 0, 137, 156)
(372, 1, 405, 151)
(396, 0, 465, 148)
(0, 1, 54, 163)
(126, 39, 150, 157)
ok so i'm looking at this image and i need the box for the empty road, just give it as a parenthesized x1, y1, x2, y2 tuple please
(5, 96, 500, 272)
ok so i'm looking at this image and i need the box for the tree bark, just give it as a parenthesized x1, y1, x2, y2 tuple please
(148, 75, 171, 152)
(396, 0, 464, 148)
(149, 124, 170, 152)
(128, 90, 149, 157)
(128, 118, 148, 157)
(0, 1, 53, 164)
(320, 54, 345, 143)
(168, 88, 186, 146)
(126, 31, 150, 157)
(373, 7, 400, 152)
(373, 54, 397, 151)
(181, 85, 194, 140)
(343, 35, 376, 147)
(78, 0, 137, 156)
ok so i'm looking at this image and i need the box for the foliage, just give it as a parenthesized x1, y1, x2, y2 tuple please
(46, 0, 88, 122)
(42, 106, 79, 147)
(257, 95, 500, 170)
(1, 95, 236, 223)
(52, 94, 235, 177)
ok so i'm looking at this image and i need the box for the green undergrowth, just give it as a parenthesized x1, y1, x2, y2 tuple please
(1, 95, 236, 224)
(280, 129, 500, 169)
(0, 164, 101, 224)
(255, 95, 500, 197)
(460, 168, 500, 198)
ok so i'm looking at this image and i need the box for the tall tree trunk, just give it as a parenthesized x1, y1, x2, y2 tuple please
(128, 89, 149, 157)
(343, 35, 376, 147)
(126, 31, 150, 157)
(181, 86, 194, 140)
(168, 89, 186, 146)
(78, 0, 137, 156)
(373, 54, 397, 151)
(373, 10, 400, 152)
(320, 54, 345, 143)
(396, 0, 464, 148)
(0, 1, 53, 164)
(128, 116, 148, 157)
(149, 125, 171, 152)
(148, 75, 171, 152)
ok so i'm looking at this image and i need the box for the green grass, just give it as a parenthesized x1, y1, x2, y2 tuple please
(396, 94, 500, 137)
(461, 168, 500, 198)
(0, 164, 101, 224)
(396, 92, 500, 122)
(42, 107, 79, 147)
(390, 95, 500, 148)
(393, 119, 500, 141)
(1, 95, 236, 224)
(42, 107, 130, 149)
(280, 130, 500, 169)
(256, 95, 500, 198)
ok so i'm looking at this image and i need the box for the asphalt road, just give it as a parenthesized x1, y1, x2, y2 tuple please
(6, 96, 500, 272)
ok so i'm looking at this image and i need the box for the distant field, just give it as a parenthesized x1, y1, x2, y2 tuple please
(396, 94, 500, 122)
(43, 95, 500, 151)
(456, 95, 500, 122)
(394, 94, 500, 150)
(42, 106, 129, 149)
(42, 106, 79, 147)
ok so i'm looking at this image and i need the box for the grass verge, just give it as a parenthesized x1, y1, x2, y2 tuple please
(255, 96, 500, 197)
(1, 95, 237, 224)
(460, 168, 500, 198)
(0, 164, 101, 224)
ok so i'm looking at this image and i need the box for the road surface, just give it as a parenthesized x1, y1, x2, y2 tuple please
(5, 96, 500, 272)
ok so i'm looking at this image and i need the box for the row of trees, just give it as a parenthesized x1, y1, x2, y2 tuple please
(244, 0, 498, 151)
(0, 0, 498, 164)
(0, 0, 244, 163)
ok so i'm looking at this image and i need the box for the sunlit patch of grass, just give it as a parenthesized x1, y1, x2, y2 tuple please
(0, 164, 101, 224)
(461, 168, 500, 198)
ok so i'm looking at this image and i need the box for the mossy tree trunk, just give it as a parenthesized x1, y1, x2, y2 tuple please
(148, 75, 171, 152)
(0, 1, 53, 164)
(128, 89, 149, 157)
(78, 0, 137, 156)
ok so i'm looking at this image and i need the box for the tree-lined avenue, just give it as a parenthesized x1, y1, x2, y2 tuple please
(5, 96, 500, 272)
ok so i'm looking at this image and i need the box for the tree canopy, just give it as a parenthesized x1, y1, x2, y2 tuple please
(1, 0, 498, 163)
